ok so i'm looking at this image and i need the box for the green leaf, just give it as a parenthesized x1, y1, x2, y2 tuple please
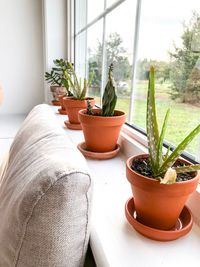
(88, 71, 94, 87)
(163, 145, 171, 161)
(80, 78, 87, 99)
(146, 66, 159, 175)
(159, 124, 200, 175)
(102, 64, 117, 116)
(156, 109, 170, 172)
(174, 164, 200, 173)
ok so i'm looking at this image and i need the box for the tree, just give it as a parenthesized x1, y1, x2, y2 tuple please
(137, 59, 170, 82)
(169, 11, 200, 104)
(88, 32, 131, 87)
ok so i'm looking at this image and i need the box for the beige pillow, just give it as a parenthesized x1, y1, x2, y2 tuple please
(0, 152, 9, 187)
(0, 104, 92, 267)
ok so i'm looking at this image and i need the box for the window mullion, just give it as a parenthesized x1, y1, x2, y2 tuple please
(76, 0, 126, 36)
(196, 136, 200, 162)
(128, 0, 142, 123)
(67, 0, 75, 62)
(85, 0, 88, 78)
(100, 0, 107, 106)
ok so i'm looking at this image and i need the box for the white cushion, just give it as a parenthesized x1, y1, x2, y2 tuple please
(0, 104, 92, 267)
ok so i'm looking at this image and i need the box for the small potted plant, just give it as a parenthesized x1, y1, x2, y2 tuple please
(126, 66, 200, 236)
(62, 63, 95, 130)
(78, 64, 126, 158)
(45, 59, 72, 109)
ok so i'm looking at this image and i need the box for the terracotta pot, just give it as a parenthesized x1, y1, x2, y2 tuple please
(126, 154, 200, 230)
(51, 100, 61, 106)
(78, 109, 126, 152)
(63, 97, 95, 126)
(50, 85, 66, 104)
(58, 95, 66, 110)
(57, 95, 68, 114)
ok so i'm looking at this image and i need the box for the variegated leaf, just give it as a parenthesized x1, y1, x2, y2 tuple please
(159, 124, 200, 175)
(156, 108, 170, 172)
(174, 164, 200, 173)
(146, 66, 159, 175)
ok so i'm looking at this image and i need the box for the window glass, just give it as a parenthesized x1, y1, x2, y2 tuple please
(87, 19, 104, 104)
(75, 0, 87, 33)
(132, 0, 200, 158)
(75, 31, 87, 78)
(106, 0, 118, 8)
(75, 0, 200, 160)
(104, 0, 136, 115)
(87, 0, 104, 24)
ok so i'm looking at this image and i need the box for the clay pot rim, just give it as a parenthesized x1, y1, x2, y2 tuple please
(50, 85, 65, 91)
(126, 154, 200, 185)
(58, 94, 68, 99)
(79, 108, 125, 119)
(63, 97, 94, 102)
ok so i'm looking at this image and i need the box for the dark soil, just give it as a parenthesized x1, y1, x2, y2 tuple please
(87, 111, 118, 117)
(131, 158, 195, 182)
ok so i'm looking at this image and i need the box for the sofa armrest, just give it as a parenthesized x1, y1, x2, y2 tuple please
(0, 104, 93, 267)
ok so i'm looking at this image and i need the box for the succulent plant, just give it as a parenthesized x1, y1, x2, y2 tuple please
(147, 66, 200, 184)
(86, 100, 94, 115)
(64, 63, 94, 100)
(45, 59, 73, 96)
(86, 64, 117, 116)
(102, 64, 117, 116)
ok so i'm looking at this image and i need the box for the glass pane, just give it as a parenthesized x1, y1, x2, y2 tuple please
(75, 0, 87, 33)
(87, 0, 105, 24)
(87, 20, 104, 105)
(104, 0, 136, 116)
(132, 0, 200, 159)
(106, 0, 118, 8)
(75, 31, 87, 79)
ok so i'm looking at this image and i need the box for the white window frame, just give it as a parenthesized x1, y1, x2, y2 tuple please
(71, 0, 200, 163)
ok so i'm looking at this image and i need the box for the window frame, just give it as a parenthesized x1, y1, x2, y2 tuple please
(72, 0, 200, 163)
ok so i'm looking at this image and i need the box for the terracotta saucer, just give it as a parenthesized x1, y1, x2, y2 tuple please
(52, 100, 60, 106)
(58, 108, 67, 115)
(125, 197, 193, 241)
(77, 142, 120, 160)
(64, 120, 82, 130)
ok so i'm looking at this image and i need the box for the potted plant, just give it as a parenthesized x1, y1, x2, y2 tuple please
(78, 64, 126, 157)
(62, 63, 95, 130)
(126, 66, 200, 233)
(45, 59, 72, 109)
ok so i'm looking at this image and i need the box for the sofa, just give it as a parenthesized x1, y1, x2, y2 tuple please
(0, 104, 93, 267)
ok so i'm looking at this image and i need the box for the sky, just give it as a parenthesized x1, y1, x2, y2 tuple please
(83, 0, 200, 62)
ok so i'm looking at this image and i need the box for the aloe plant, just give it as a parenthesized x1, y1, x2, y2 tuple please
(45, 59, 73, 96)
(64, 63, 93, 100)
(147, 66, 200, 184)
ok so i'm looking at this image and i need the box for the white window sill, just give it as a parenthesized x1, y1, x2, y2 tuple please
(52, 106, 200, 267)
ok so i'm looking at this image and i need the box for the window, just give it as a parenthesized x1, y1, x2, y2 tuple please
(75, 0, 200, 162)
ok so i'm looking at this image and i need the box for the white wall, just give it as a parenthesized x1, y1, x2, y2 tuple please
(0, 0, 44, 114)
(43, 0, 68, 103)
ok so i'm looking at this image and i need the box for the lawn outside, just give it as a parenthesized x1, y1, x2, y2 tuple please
(89, 80, 200, 157)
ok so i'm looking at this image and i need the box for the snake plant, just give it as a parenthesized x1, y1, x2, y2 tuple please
(147, 66, 200, 184)
(45, 59, 72, 96)
(64, 63, 94, 100)
(102, 63, 117, 116)
(86, 64, 117, 116)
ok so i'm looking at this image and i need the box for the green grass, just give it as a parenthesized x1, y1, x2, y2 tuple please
(89, 81, 200, 157)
